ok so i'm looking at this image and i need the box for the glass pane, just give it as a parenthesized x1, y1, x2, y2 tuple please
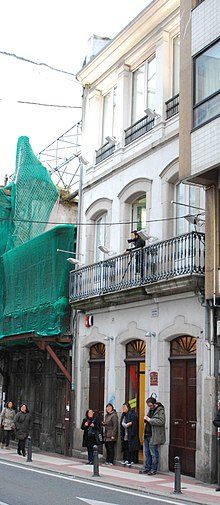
(102, 92, 112, 143)
(95, 215, 106, 261)
(127, 364, 138, 409)
(132, 196, 146, 231)
(194, 93, 220, 127)
(195, 41, 220, 103)
(132, 65, 145, 123)
(147, 56, 156, 110)
(176, 183, 186, 235)
(112, 86, 118, 138)
(173, 35, 180, 95)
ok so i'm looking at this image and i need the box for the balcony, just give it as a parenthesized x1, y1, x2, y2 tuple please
(69, 232, 205, 309)
(165, 94, 179, 120)
(95, 141, 115, 164)
(124, 115, 155, 146)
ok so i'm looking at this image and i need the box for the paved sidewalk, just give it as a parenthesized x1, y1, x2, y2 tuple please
(0, 447, 219, 505)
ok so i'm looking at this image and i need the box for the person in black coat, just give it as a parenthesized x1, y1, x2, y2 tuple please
(81, 409, 100, 464)
(120, 402, 141, 466)
(126, 231, 145, 251)
(14, 403, 32, 456)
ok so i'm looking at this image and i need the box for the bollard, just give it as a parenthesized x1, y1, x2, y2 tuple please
(92, 445, 100, 477)
(174, 456, 182, 493)
(26, 436, 32, 462)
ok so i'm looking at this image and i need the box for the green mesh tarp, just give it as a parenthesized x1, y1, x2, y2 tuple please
(0, 136, 59, 254)
(0, 225, 74, 341)
(0, 188, 11, 255)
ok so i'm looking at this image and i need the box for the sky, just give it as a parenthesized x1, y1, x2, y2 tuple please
(0, 0, 151, 185)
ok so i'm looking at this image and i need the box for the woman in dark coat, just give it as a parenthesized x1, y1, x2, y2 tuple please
(14, 403, 32, 456)
(102, 403, 118, 465)
(120, 402, 141, 466)
(81, 409, 100, 464)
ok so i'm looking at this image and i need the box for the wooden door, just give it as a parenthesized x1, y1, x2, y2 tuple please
(169, 358, 196, 476)
(89, 360, 105, 422)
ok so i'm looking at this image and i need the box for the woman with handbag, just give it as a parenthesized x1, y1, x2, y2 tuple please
(81, 409, 101, 464)
(14, 403, 32, 456)
(0, 401, 16, 449)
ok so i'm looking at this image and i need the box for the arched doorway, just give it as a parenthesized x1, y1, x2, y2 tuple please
(125, 339, 146, 461)
(89, 343, 105, 422)
(169, 335, 196, 476)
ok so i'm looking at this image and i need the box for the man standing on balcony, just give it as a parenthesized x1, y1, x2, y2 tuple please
(126, 230, 145, 278)
(126, 230, 145, 251)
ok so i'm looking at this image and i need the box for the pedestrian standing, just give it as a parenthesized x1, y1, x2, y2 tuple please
(102, 403, 118, 465)
(81, 409, 101, 464)
(0, 401, 16, 449)
(120, 402, 141, 466)
(139, 398, 155, 473)
(14, 403, 32, 456)
(143, 397, 166, 475)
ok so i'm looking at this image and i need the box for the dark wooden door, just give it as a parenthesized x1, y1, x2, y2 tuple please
(89, 361, 105, 422)
(169, 358, 196, 476)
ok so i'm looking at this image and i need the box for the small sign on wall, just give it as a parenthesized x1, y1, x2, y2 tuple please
(85, 315, 93, 327)
(150, 371, 158, 386)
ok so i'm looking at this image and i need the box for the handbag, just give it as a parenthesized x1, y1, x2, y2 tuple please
(87, 426, 95, 437)
(95, 430, 103, 445)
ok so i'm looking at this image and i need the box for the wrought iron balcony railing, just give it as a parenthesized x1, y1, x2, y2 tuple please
(95, 141, 115, 164)
(165, 94, 179, 119)
(124, 115, 155, 146)
(69, 232, 205, 302)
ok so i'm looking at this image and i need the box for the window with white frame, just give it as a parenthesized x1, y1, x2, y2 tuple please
(172, 35, 180, 96)
(132, 55, 156, 124)
(102, 86, 118, 144)
(131, 196, 146, 231)
(95, 214, 107, 261)
(193, 40, 220, 127)
(175, 182, 203, 235)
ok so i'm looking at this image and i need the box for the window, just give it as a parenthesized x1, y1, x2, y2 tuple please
(172, 35, 180, 96)
(175, 183, 202, 235)
(95, 214, 106, 261)
(102, 86, 118, 144)
(132, 196, 146, 231)
(132, 55, 156, 124)
(193, 40, 220, 127)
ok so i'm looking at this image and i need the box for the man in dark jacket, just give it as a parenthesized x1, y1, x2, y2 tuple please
(144, 397, 166, 475)
(126, 230, 145, 251)
(139, 399, 155, 474)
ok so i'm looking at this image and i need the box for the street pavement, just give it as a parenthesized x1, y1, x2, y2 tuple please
(0, 445, 219, 505)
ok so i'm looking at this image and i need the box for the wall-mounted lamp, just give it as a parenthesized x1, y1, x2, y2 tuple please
(67, 258, 84, 266)
(184, 214, 205, 231)
(98, 245, 117, 256)
(138, 230, 158, 243)
(104, 336, 114, 341)
(105, 135, 117, 145)
(78, 154, 89, 165)
(145, 332, 156, 338)
(144, 108, 161, 119)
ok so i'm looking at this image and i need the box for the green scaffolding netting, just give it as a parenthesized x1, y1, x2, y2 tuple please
(0, 136, 59, 254)
(0, 224, 74, 340)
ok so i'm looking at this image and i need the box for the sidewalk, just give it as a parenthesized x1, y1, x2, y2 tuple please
(0, 446, 219, 505)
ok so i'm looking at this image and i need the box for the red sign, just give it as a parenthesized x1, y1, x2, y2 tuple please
(150, 371, 158, 386)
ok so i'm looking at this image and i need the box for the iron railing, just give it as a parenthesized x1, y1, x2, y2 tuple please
(124, 115, 154, 145)
(95, 141, 115, 164)
(69, 232, 205, 302)
(165, 94, 179, 119)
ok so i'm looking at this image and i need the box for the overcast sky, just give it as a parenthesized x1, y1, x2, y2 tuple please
(0, 0, 152, 184)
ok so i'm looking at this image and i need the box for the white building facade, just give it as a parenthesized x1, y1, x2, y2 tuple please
(69, 0, 215, 482)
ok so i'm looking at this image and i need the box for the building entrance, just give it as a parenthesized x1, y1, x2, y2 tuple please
(169, 336, 196, 476)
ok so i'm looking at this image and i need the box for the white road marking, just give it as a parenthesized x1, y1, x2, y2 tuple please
(77, 499, 118, 505)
